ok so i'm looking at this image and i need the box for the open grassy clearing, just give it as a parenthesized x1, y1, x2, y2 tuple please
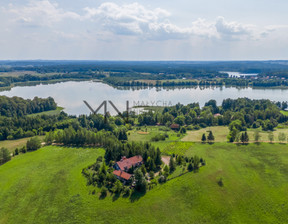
(27, 107, 64, 117)
(162, 142, 194, 155)
(280, 110, 288, 116)
(133, 106, 165, 113)
(0, 136, 45, 153)
(0, 143, 287, 223)
(182, 126, 288, 143)
(128, 126, 182, 142)
(182, 126, 229, 142)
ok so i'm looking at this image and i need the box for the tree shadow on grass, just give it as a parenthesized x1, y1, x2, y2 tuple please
(99, 194, 107, 200)
(112, 192, 120, 202)
(122, 192, 130, 199)
(129, 190, 146, 203)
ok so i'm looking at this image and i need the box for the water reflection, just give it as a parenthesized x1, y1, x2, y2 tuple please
(0, 81, 288, 116)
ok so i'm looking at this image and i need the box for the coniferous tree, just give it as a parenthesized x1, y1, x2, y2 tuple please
(207, 131, 215, 143)
(169, 157, 176, 173)
(155, 147, 162, 167)
(201, 133, 206, 142)
(244, 131, 249, 143)
(134, 169, 147, 192)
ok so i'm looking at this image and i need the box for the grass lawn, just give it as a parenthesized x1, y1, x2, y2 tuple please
(162, 142, 194, 155)
(182, 126, 288, 143)
(27, 107, 64, 117)
(128, 126, 182, 142)
(128, 126, 185, 151)
(182, 126, 229, 142)
(1, 136, 45, 153)
(280, 110, 288, 116)
(0, 143, 288, 223)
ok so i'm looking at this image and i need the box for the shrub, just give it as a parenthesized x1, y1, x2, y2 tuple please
(0, 147, 11, 165)
(100, 187, 108, 197)
(96, 156, 103, 162)
(186, 125, 194, 130)
(123, 186, 131, 196)
(158, 175, 166, 183)
(26, 137, 41, 151)
(151, 134, 166, 141)
(188, 163, 193, 171)
(180, 127, 186, 134)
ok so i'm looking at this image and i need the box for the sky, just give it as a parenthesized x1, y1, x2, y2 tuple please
(1, 0, 288, 60)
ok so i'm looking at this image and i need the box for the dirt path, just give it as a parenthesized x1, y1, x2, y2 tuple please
(161, 156, 170, 166)
(154, 156, 171, 177)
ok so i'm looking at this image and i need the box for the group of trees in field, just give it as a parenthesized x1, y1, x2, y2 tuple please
(83, 143, 162, 196)
(105, 142, 162, 173)
(157, 154, 206, 183)
(226, 129, 288, 144)
(201, 131, 215, 143)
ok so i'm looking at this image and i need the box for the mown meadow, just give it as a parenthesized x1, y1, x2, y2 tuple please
(0, 143, 287, 223)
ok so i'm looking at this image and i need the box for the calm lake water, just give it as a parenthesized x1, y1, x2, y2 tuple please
(1, 81, 288, 115)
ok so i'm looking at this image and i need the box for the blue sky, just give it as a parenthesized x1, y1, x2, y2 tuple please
(1, 0, 288, 60)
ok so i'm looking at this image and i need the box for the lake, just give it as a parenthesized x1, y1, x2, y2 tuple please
(0, 81, 288, 115)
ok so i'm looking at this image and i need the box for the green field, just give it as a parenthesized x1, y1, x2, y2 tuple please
(182, 126, 229, 142)
(128, 126, 182, 142)
(280, 110, 288, 116)
(0, 143, 288, 223)
(1, 136, 45, 153)
(183, 126, 288, 143)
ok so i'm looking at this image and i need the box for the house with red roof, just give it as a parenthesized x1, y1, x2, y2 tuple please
(170, 123, 180, 130)
(114, 155, 143, 172)
(113, 170, 132, 183)
(113, 155, 143, 183)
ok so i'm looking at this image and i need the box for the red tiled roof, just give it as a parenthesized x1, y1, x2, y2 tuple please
(170, 123, 180, 129)
(116, 155, 143, 171)
(113, 170, 132, 180)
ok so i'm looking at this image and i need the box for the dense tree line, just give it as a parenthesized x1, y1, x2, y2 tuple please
(0, 96, 56, 117)
(0, 73, 105, 88)
(136, 98, 288, 133)
(0, 95, 130, 141)
(0, 112, 70, 140)
(3, 60, 288, 88)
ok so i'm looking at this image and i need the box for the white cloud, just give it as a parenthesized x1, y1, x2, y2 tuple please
(84, 2, 171, 36)
(4, 1, 271, 42)
(215, 16, 254, 40)
(8, 0, 81, 27)
(83, 2, 264, 41)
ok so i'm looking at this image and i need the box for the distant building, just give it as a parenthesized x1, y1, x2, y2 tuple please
(170, 123, 180, 130)
(213, 113, 221, 118)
